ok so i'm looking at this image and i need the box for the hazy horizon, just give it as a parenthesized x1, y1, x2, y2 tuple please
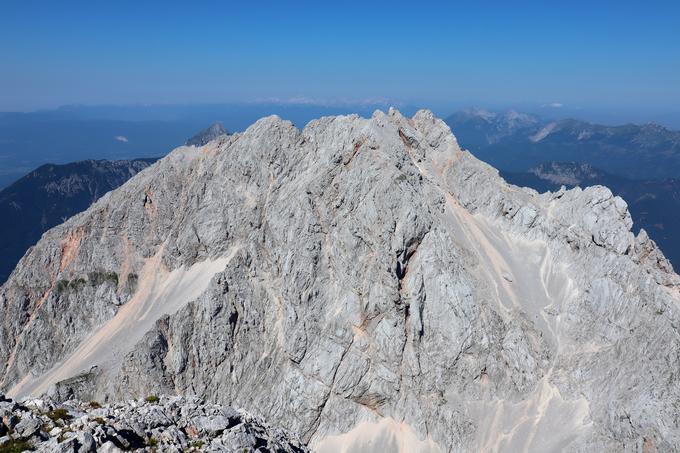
(2, 1, 679, 114)
(3, 100, 680, 130)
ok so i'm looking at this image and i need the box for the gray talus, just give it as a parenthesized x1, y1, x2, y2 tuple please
(1, 109, 679, 452)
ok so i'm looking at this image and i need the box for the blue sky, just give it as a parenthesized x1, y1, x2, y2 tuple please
(1, 0, 679, 112)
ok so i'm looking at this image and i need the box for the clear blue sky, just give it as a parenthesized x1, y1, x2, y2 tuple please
(1, 0, 679, 112)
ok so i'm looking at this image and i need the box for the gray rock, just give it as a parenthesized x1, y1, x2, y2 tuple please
(0, 395, 308, 452)
(13, 415, 41, 437)
(0, 401, 17, 413)
(47, 367, 101, 402)
(190, 414, 235, 436)
(156, 425, 187, 448)
(50, 437, 79, 453)
(1, 109, 680, 452)
(76, 431, 96, 453)
(98, 441, 123, 453)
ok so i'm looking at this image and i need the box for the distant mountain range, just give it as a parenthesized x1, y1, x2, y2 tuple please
(0, 158, 157, 284)
(502, 162, 680, 268)
(446, 108, 680, 179)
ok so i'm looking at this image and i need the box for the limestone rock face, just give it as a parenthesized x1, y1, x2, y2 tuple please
(1, 109, 679, 452)
(0, 158, 157, 285)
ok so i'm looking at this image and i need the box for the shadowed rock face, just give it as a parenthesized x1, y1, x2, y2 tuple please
(1, 110, 679, 452)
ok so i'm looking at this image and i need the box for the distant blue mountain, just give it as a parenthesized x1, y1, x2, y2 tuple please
(446, 108, 680, 180)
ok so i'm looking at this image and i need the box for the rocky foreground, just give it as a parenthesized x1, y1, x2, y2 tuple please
(0, 394, 309, 452)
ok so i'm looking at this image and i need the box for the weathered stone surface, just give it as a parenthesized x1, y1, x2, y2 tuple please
(76, 431, 96, 453)
(0, 395, 308, 452)
(1, 109, 680, 451)
(14, 414, 41, 437)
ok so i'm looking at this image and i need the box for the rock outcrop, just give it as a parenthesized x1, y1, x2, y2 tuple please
(1, 109, 679, 452)
(0, 393, 309, 452)
(502, 162, 680, 271)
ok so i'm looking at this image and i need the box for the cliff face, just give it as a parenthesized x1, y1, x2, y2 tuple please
(0, 158, 157, 285)
(502, 162, 680, 272)
(1, 109, 679, 452)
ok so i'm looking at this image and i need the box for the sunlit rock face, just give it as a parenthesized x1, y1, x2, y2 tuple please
(0, 158, 157, 285)
(2, 109, 679, 452)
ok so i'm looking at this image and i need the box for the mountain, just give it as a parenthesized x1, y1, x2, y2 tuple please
(446, 109, 680, 179)
(0, 159, 157, 285)
(0, 103, 418, 188)
(186, 122, 228, 147)
(444, 108, 541, 145)
(1, 110, 679, 452)
(502, 162, 680, 270)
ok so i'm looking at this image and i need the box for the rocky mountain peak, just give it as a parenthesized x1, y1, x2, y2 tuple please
(185, 122, 228, 147)
(1, 109, 679, 452)
(461, 107, 497, 120)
